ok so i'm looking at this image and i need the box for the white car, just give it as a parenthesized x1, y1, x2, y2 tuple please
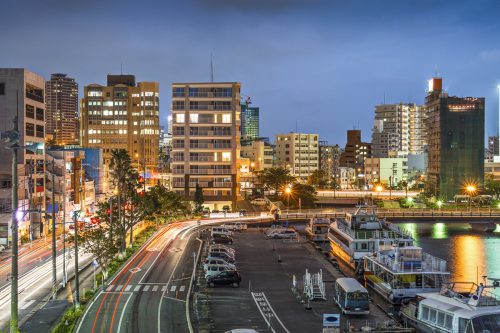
(209, 247, 236, 258)
(266, 228, 297, 239)
(211, 227, 232, 237)
(205, 264, 233, 278)
(203, 258, 236, 272)
(250, 198, 267, 206)
(222, 222, 247, 231)
(209, 244, 235, 254)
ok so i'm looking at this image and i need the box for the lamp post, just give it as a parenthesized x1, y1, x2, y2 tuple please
(465, 184, 477, 212)
(285, 186, 292, 214)
(375, 185, 383, 199)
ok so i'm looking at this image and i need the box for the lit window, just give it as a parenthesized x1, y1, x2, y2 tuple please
(222, 152, 231, 162)
(176, 114, 185, 123)
(222, 114, 231, 123)
(103, 101, 113, 107)
(190, 114, 198, 123)
(88, 90, 102, 97)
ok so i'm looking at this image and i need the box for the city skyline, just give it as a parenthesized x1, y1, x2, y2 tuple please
(2, 0, 500, 144)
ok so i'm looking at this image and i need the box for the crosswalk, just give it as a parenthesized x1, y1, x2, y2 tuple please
(104, 283, 187, 293)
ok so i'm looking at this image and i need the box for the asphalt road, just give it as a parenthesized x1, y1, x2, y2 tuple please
(76, 221, 201, 333)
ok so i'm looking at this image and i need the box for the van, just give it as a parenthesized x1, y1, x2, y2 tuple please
(203, 258, 236, 272)
(334, 278, 370, 315)
(208, 251, 235, 263)
(211, 227, 232, 237)
(204, 264, 233, 278)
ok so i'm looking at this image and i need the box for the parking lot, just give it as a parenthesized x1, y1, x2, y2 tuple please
(192, 227, 395, 333)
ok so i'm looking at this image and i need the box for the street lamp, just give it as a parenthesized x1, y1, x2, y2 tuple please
(464, 183, 477, 212)
(285, 186, 292, 214)
(375, 185, 383, 199)
(436, 200, 443, 210)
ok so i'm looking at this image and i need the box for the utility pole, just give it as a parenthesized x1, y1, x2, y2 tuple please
(10, 115, 19, 333)
(73, 210, 80, 307)
(62, 153, 67, 286)
(51, 162, 57, 299)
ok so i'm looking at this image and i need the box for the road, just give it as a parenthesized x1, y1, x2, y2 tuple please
(76, 217, 268, 333)
(0, 237, 93, 329)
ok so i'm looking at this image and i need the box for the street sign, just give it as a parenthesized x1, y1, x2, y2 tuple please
(323, 314, 340, 327)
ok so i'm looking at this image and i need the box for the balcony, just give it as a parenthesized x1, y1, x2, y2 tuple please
(26, 90, 44, 103)
(214, 182, 232, 188)
(173, 157, 184, 162)
(172, 169, 185, 174)
(173, 144, 185, 149)
(190, 156, 214, 162)
(190, 143, 213, 149)
(172, 182, 185, 188)
(189, 131, 232, 137)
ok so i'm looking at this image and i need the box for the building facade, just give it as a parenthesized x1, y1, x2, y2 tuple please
(371, 103, 426, 157)
(339, 130, 371, 188)
(319, 141, 341, 185)
(0, 68, 46, 241)
(486, 135, 499, 162)
(365, 157, 408, 187)
(80, 75, 160, 178)
(275, 133, 319, 180)
(241, 103, 259, 146)
(240, 139, 274, 171)
(45, 74, 79, 145)
(425, 78, 485, 199)
(171, 82, 241, 209)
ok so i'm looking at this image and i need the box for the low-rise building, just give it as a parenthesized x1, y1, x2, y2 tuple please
(339, 167, 356, 189)
(240, 139, 274, 171)
(275, 133, 319, 180)
(365, 157, 408, 188)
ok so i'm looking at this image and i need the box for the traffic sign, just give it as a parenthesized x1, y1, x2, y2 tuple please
(323, 314, 340, 327)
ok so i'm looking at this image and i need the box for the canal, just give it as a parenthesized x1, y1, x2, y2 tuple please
(398, 222, 500, 285)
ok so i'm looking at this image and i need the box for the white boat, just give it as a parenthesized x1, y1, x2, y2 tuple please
(327, 205, 414, 275)
(401, 277, 500, 333)
(305, 217, 330, 242)
(364, 245, 450, 304)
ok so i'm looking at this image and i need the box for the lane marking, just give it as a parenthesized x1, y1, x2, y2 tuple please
(152, 285, 158, 292)
(179, 286, 185, 292)
(143, 285, 150, 291)
(163, 296, 186, 302)
(116, 285, 123, 291)
(107, 285, 115, 292)
(251, 292, 290, 333)
(116, 293, 133, 333)
(134, 285, 141, 292)
(161, 286, 167, 292)
(124, 285, 132, 292)
(170, 285, 177, 292)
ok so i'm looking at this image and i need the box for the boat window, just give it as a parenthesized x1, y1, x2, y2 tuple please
(361, 243, 367, 250)
(437, 312, 445, 327)
(445, 314, 453, 329)
(459, 318, 473, 333)
(429, 309, 436, 322)
(420, 306, 429, 321)
(472, 313, 500, 333)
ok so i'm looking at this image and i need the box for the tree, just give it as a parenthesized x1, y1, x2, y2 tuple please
(307, 170, 327, 188)
(80, 223, 118, 281)
(194, 184, 204, 213)
(484, 175, 500, 199)
(280, 183, 317, 208)
(256, 167, 296, 195)
(143, 184, 190, 224)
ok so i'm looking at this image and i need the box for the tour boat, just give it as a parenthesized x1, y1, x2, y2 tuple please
(305, 217, 331, 242)
(364, 245, 450, 304)
(401, 277, 500, 333)
(327, 205, 413, 275)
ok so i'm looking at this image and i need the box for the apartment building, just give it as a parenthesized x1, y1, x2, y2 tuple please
(241, 103, 259, 146)
(241, 138, 274, 171)
(0, 68, 46, 241)
(364, 157, 408, 187)
(275, 133, 319, 180)
(319, 141, 341, 181)
(45, 73, 79, 145)
(80, 74, 160, 178)
(171, 82, 241, 209)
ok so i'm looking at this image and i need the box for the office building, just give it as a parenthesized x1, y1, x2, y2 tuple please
(241, 103, 259, 146)
(319, 141, 341, 184)
(372, 103, 427, 157)
(171, 82, 241, 209)
(275, 133, 319, 180)
(45, 74, 79, 145)
(425, 77, 484, 199)
(241, 138, 274, 171)
(81, 74, 160, 178)
(0, 68, 46, 241)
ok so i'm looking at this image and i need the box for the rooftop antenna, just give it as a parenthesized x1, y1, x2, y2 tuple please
(295, 120, 298, 133)
(210, 52, 214, 83)
(383, 91, 386, 104)
(120, 62, 123, 75)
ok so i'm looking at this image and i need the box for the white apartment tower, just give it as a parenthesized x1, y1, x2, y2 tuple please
(171, 82, 241, 209)
(371, 103, 426, 157)
(275, 133, 319, 180)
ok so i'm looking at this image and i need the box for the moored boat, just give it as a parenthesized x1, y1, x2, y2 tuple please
(305, 217, 330, 242)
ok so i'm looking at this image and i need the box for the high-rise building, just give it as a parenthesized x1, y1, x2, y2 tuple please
(319, 141, 341, 185)
(275, 133, 319, 180)
(45, 74, 79, 145)
(339, 130, 371, 188)
(425, 77, 485, 199)
(241, 103, 259, 146)
(371, 103, 426, 157)
(80, 74, 160, 178)
(171, 82, 241, 209)
(0, 68, 46, 240)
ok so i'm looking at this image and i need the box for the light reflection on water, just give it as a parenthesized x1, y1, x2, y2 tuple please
(397, 222, 500, 286)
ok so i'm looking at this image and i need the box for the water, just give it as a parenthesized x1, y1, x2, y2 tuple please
(398, 222, 500, 284)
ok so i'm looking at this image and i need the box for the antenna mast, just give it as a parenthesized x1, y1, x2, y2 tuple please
(210, 53, 214, 82)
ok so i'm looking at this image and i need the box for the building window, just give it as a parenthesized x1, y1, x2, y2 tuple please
(0, 83, 4, 95)
(176, 114, 185, 123)
(190, 114, 198, 123)
(222, 114, 231, 123)
(36, 108, 44, 121)
(26, 123, 35, 137)
(222, 152, 231, 162)
(36, 125, 44, 138)
(88, 90, 102, 97)
(26, 105, 35, 119)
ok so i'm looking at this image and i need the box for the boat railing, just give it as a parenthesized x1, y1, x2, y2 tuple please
(372, 252, 448, 273)
(440, 282, 500, 306)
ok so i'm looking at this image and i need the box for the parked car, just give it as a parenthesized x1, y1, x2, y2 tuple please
(211, 227, 232, 237)
(203, 258, 236, 272)
(250, 198, 267, 206)
(222, 222, 247, 231)
(239, 209, 247, 216)
(224, 329, 258, 333)
(208, 251, 235, 263)
(209, 247, 236, 258)
(209, 244, 235, 254)
(266, 229, 297, 239)
(212, 234, 233, 245)
(265, 226, 287, 237)
(207, 270, 242, 288)
(204, 264, 233, 278)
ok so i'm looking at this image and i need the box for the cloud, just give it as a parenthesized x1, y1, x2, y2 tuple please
(479, 49, 500, 62)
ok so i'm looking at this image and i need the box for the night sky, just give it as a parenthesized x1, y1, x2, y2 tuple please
(2, 0, 500, 145)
